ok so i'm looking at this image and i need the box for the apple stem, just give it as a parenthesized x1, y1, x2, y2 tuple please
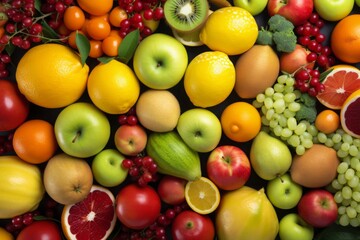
(72, 131, 81, 143)
(278, 175, 284, 183)
(186, 221, 194, 229)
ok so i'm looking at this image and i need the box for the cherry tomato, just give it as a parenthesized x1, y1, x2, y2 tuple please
(16, 220, 62, 240)
(0, 80, 29, 132)
(115, 183, 161, 230)
(171, 210, 215, 240)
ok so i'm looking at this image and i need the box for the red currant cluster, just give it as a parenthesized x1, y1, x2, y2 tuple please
(5, 210, 40, 234)
(115, 203, 189, 240)
(122, 155, 158, 186)
(117, 0, 165, 38)
(0, 132, 13, 155)
(294, 68, 324, 96)
(295, 12, 336, 69)
(118, 107, 139, 126)
(40, 0, 73, 29)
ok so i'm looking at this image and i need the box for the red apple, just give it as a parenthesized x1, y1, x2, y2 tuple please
(267, 0, 313, 26)
(280, 44, 315, 74)
(207, 145, 251, 191)
(114, 124, 147, 156)
(157, 175, 186, 205)
(171, 210, 215, 240)
(297, 189, 338, 228)
(0, 80, 30, 132)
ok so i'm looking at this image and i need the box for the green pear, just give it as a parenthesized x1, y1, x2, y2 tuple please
(250, 131, 292, 180)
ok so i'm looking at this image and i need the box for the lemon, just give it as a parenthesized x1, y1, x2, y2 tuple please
(200, 7, 258, 55)
(87, 59, 140, 114)
(0, 227, 13, 240)
(184, 51, 235, 108)
(15, 43, 89, 109)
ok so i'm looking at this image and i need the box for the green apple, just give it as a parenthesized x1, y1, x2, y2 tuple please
(91, 149, 128, 187)
(279, 213, 314, 240)
(356, 0, 360, 7)
(234, 0, 268, 16)
(314, 0, 354, 21)
(176, 108, 222, 153)
(133, 33, 188, 90)
(54, 102, 111, 158)
(266, 173, 303, 209)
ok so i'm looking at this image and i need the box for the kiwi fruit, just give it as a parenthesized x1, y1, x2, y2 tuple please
(164, 0, 209, 32)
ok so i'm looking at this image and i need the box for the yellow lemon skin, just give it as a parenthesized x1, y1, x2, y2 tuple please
(216, 186, 279, 240)
(16, 43, 89, 109)
(200, 7, 258, 55)
(87, 59, 140, 114)
(184, 51, 235, 108)
(0, 156, 45, 219)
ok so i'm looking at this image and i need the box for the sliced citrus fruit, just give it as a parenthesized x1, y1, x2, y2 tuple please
(316, 65, 360, 110)
(340, 89, 360, 138)
(61, 185, 116, 240)
(185, 176, 220, 215)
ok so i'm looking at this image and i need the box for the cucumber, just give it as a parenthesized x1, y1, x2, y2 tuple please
(146, 131, 201, 181)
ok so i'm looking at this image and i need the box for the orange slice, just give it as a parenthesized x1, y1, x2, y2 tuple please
(340, 88, 360, 138)
(61, 185, 116, 240)
(185, 177, 220, 215)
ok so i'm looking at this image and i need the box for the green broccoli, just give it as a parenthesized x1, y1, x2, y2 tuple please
(299, 92, 317, 107)
(272, 30, 297, 53)
(268, 14, 295, 32)
(256, 28, 273, 45)
(295, 104, 317, 123)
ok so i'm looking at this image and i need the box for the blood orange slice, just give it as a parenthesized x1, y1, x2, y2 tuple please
(340, 89, 360, 138)
(61, 185, 116, 240)
(316, 65, 360, 109)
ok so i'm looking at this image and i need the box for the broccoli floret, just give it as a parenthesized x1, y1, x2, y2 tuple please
(300, 92, 317, 107)
(295, 104, 317, 123)
(268, 14, 294, 32)
(256, 29, 273, 45)
(272, 30, 297, 53)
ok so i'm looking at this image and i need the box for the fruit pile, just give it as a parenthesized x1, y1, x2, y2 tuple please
(1, 0, 360, 239)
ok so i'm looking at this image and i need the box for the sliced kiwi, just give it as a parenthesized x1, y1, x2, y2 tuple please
(164, 0, 209, 32)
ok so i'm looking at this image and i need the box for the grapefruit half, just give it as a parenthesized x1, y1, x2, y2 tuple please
(340, 89, 360, 138)
(61, 185, 116, 240)
(316, 65, 360, 109)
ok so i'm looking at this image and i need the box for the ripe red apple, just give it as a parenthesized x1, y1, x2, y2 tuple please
(114, 124, 147, 156)
(0, 80, 30, 132)
(297, 189, 338, 228)
(267, 0, 313, 26)
(280, 44, 315, 74)
(157, 175, 186, 205)
(207, 145, 251, 191)
(171, 210, 215, 240)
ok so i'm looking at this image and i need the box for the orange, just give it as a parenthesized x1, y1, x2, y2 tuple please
(0, 227, 14, 240)
(102, 35, 122, 57)
(15, 43, 89, 108)
(331, 14, 360, 64)
(56, 23, 71, 36)
(221, 101, 261, 142)
(185, 177, 220, 215)
(67, 30, 85, 49)
(315, 109, 340, 134)
(77, 0, 113, 16)
(316, 65, 360, 110)
(63, 6, 86, 31)
(86, 17, 111, 40)
(340, 89, 360, 138)
(89, 39, 103, 58)
(61, 185, 117, 240)
(109, 6, 128, 27)
(13, 119, 58, 164)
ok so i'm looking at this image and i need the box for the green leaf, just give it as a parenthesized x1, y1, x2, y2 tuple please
(5, 43, 15, 56)
(75, 31, 90, 66)
(117, 29, 140, 64)
(319, 68, 334, 82)
(97, 56, 114, 64)
(34, 0, 42, 12)
(40, 19, 59, 40)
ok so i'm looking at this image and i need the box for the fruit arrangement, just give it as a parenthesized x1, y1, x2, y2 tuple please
(1, 0, 360, 239)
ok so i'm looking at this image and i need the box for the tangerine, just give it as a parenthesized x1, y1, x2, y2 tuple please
(102, 35, 122, 57)
(314, 109, 340, 134)
(63, 6, 85, 31)
(331, 14, 360, 64)
(13, 119, 58, 164)
(86, 17, 111, 40)
(89, 40, 103, 58)
(109, 6, 128, 27)
(77, 0, 113, 16)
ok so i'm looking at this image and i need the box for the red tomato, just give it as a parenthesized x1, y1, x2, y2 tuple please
(115, 183, 161, 230)
(171, 210, 215, 240)
(0, 80, 29, 131)
(16, 220, 62, 240)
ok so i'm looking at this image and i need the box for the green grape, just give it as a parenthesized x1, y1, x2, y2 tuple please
(347, 206, 357, 219)
(274, 84, 285, 93)
(356, 162, 360, 172)
(331, 179, 343, 190)
(273, 125, 283, 137)
(279, 115, 287, 127)
(350, 218, 360, 227)
(252, 100, 263, 109)
(353, 191, 360, 202)
(288, 135, 300, 147)
(342, 186, 353, 200)
(256, 93, 266, 103)
(337, 149, 349, 158)
(261, 115, 270, 126)
(283, 109, 296, 118)
(301, 132, 313, 140)
(264, 97, 274, 109)
(339, 213, 350, 226)
(334, 191, 344, 203)
(341, 142, 351, 152)
(287, 117, 297, 130)
(343, 198, 352, 206)
(266, 108, 275, 121)
(325, 138, 334, 148)
(348, 176, 359, 189)
(288, 102, 301, 112)
(338, 173, 347, 185)
(342, 133, 353, 144)
(351, 200, 358, 208)
(285, 76, 295, 86)
(261, 105, 268, 115)
(301, 138, 313, 149)
(281, 128, 293, 138)
(295, 145, 305, 155)
(274, 104, 285, 114)
(277, 74, 288, 84)
(307, 124, 318, 137)
(350, 157, 360, 169)
(333, 142, 342, 151)
(356, 205, 360, 213)
(343, 156, 351, 165)
(353, 139, 360, 148)
(332, 133, 342, 143)
(269, 119, 279, 129)
(273, 93, 284, 101)
(317, 132, 328, 143)
(345, 168, 355, 180)
(338, 162, 349, 174)
(265, 87, 275, 97)
(284, 92, 296, 103)
(284, 85, 295, 94)
(349, 145, 359, 157)
(294, 122, 307, 135)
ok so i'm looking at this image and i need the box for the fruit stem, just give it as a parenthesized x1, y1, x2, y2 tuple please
(72, 131, 81, 143)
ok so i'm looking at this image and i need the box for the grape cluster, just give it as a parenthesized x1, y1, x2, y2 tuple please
(5, 210, 40, 234)
(122, 155, 158, 186)
(117, 0, 165, 38)
(115, 203, 189, 240)
(252, 74, 318, 155)
(0, 132, 13, 155)
(315, 129, 360, 227)
(293, 68, 324, 97)
(118, 107, 139, 126)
